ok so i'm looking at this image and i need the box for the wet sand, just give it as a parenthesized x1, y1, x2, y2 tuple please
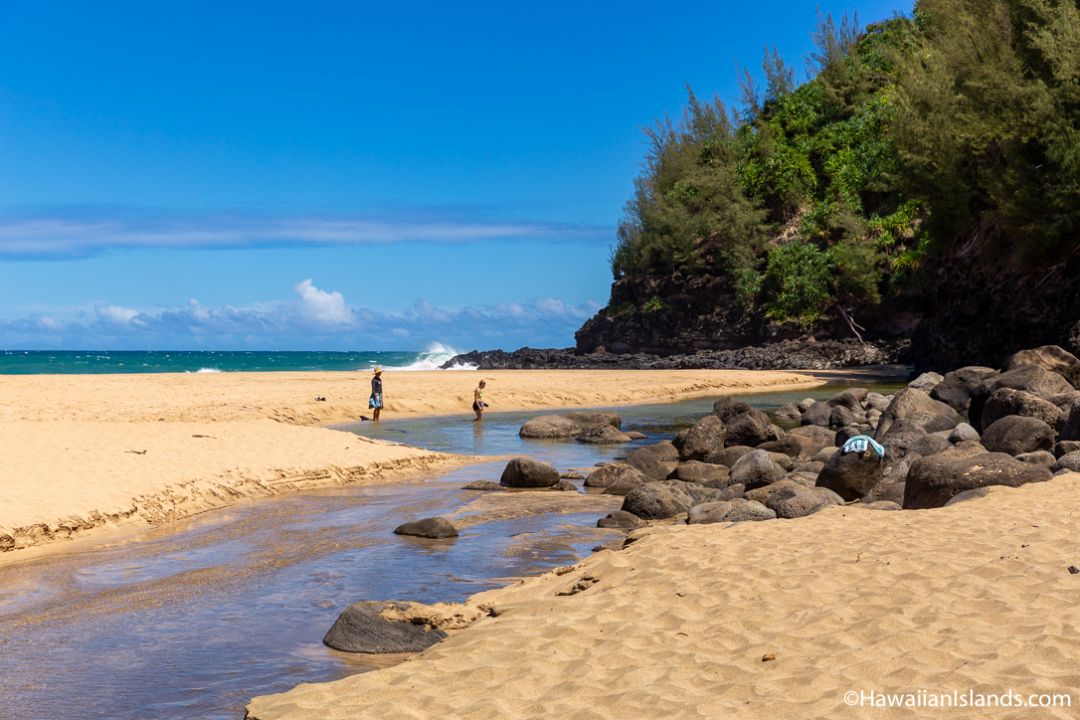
(0, 369, 820, 557)
(248, 475, 1080, 720)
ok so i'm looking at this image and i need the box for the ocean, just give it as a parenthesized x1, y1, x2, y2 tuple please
(0, 343, 477, 374)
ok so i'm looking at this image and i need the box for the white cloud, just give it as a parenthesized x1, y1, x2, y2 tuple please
(0, 206, 611, 259)
(294, 279, 352, 326)
(0, 282, 601, 351)
(97, 305, 140, 325)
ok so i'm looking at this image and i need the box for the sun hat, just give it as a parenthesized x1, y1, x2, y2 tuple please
(373, 366, 383, 374)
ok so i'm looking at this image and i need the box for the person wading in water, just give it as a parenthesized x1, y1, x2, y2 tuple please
(472, 379, 487, 421)
(369, 367, 384, 421)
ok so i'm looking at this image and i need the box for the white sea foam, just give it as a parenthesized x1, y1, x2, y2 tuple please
(389, 342, 477, 371)
(194, 367, 223, 373)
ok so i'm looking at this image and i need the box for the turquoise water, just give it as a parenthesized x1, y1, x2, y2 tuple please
(0, 345, 474, 374)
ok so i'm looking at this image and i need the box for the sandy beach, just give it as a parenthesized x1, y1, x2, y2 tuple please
(248, 476, 1080, 720)
(0, 368, 819, 557)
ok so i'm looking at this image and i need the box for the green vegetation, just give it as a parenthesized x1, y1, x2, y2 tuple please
(609, 0, 1080, 328)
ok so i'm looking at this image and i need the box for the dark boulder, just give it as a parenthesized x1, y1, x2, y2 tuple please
(324, 601, 447, 653)
(712, 397, 752, 422)
(585, 463, 649, 489)
(903, 452, 1052, 508)
(641, 442, 680, 462)
(1052, 451, 1080, 473)
(462, 480, 503, 491)
(671, 461, 730, 485)
(729, 449, 786, 490)
(786, 425, 836, 457)
(393, 517, 458, 539)
(827, 388, 870, 411)
(1002, 345, 1080, 388)
(1055, 440, 1080, 457)
(1015, 450, 1055, 467)
(627, 446, 673, 481)
(948, 422, 980, 444)
(597, 510, 645, 529)
(801, 402, 832, 427)
(679, 415, 727, 460)
(930, 366, 998, 415)
(500, 457, 561, 488)
(757, 436, 804, 458)
(576, 425, 633, 444)
(705, 445, 754, 467)
(766, 484, 844, 519)
(829, 406, 862, 429)
(969, 366, 1075, 429)
(621, 481, 694, 519)
(875, 388, 961, 438)
(519, 415, 582, 439)
(687, 498, 775, 524)
(564, 411, 622, 429)
(979, 388, 1061, 432)
(724, 409, 777, 447)
(907, 372, 944, 393)
(981, 416, 1055, 456)
(816, 449, 885, 501)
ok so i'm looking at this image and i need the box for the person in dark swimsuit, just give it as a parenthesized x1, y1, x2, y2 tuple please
(370, 367, 383, 421)
(472, 380, 487, 421)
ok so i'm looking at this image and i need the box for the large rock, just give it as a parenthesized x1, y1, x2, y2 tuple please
(948, 422, 980, 444)
(621, 482, 694, 519)
(576, 425, 633, 444)
(627, 446, 673, 481)
(597, 510, 645, 529)
(903, 452, 1053, 508)
(801, 402, 833, 427)
(324, 601, 447, 653)
(393, 517, 458, 539)
(642, 442, 680, 462)
(786, 425, 836, 456)
(907, 372, 944, 393)
(979, 387, 1062, 432)
(712, 396, 753, 422)
(930, 366, 998, 415)
(564, 411, 622, 429)
(671, 461, 730, 485)
(1002, 345, 1080, 388)
(827, 388, 870, 411)
(679, 415, 727, 461)
(816, 449, 885, 501)
(766, 484, 844, 519)
(584, 463, 649, 489)
(1052, 451, 1080, 473)
(519, 415, 582, 439)
(874, 388, 961, 438)
(757, 435, 804, 458)
(723, 409, 776, 447)
(729, 449, 786, 490)
(980, 416, 1055, 456)
(500, 457, 561, 488)
(863, 455, 918, 505)
(705, 445, 754, 467)
(687, 498, 775, 524)
(969, 366, 1076, 428)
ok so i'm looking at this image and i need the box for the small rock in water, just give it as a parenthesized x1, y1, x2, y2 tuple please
(324, 601, 447, 653)
(393, 517, 459, 539)
(462, 480, 503, 491)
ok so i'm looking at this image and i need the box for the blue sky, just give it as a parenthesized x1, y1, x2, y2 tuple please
(0, 0, 910, 350)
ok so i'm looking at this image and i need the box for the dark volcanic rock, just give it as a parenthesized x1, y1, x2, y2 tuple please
(519, 415, 584, 439)
(324, 601, 447, 653)
(757, 436, 804, 458)
(729, 449, 786, 490)
(816, 449, 885, 501)
(627, 446, 673, 481)
(393, 517, 458, 539)
(564, 412, 622, 429)
(621, 482, 693, 519)
(584, 463, 649, 489)
(576, 425, 633, 444)
(705, 445, 754, 467)
(979, 388, 1061, 432)
(679, 415, 727, 461)
(724, 409, 776, 447)
(1002, 345, 1080, 387)
(687, 498, 776, 524)
(981, 416, 1055, 456)
(931, 366, 998, 415)
(969, 366, 1075, 429)
(597, 510, 645, 529)
(500, 457, 561, 488)
(875, 388, 961, 438)
(671, 461, 731, 485)
(903, 452, 1052, 509)
(462, 481, 503, 491)
(766, 484, 844, 519)
(712, 397, 752, 422)
(801, 402, 833, 427)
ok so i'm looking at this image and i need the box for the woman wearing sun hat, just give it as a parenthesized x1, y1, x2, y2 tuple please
(369, 366, 384, 421)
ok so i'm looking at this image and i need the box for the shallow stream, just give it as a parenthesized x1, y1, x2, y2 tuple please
(0, 380, 901, 720)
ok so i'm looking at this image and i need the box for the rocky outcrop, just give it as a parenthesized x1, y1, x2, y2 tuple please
(903, 452, 1052, 509)
(324, 601, 448, 653)
(393, 517, 459, 539)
